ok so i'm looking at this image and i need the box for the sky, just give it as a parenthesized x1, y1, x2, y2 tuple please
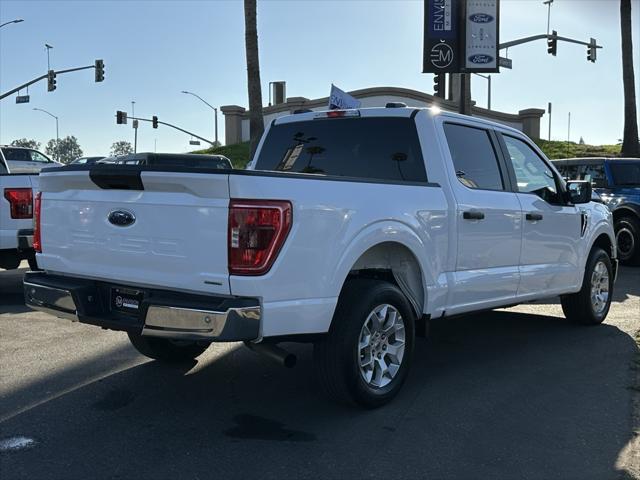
(0, 0, 638, 157)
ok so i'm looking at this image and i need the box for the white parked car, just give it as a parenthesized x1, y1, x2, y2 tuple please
(0, 153, 39, 269)
(24, 106, 617, 407)
(0, 145, 63, 173)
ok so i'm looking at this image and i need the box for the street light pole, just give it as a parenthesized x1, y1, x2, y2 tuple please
(44, 44, 53, 71)
(33, 107, 59, 161)
(543, 0, 554, 35)
(473, 73, 492, 110)
(181, 90, 218, 146)
(132, 100, 137, 154)
(0, 18, 24, 29)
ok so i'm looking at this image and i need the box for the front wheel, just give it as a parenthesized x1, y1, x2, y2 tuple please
(615, 216, 640, 266)
(314, 279, 416, 408)
(127, 333, 209, 362)
(561, 247, 613, 325)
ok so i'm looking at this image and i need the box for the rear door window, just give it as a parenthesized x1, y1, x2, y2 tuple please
(610, 161, 640, 186)
(254, 117, 427, 182)
(1, 148, 31, 162)
(443, 123, 504, 190)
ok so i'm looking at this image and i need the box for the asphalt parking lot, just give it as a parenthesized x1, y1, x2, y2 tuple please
(1, 264, 639, 479)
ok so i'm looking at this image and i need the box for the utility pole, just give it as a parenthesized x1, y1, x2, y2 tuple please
(548, 102, 552, 141)
(566, 111, 571, 158)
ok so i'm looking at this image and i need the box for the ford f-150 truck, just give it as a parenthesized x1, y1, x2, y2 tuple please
(0, 153, 39, 270)
(24, 107, 617, 407)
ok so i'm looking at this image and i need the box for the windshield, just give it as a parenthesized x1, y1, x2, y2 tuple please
(254, 117, 427, 182)
(610, 161, 640, 186)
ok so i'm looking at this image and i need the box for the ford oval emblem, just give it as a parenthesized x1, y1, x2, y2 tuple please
(468, 54, 494, 64)
(469, 13, 494, 23)
(108, 209, 136, 227)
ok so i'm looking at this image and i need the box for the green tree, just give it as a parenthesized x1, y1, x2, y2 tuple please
(244, 0, 264, 158)
(10, 138, 41, 150)
(620, 0, 640, 157)
(110, 140, 133, 156)
(45, 136, 83, 164)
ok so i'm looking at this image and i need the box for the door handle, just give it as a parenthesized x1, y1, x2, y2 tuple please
(463, 210, 485, 220)
(526, 212, 543, 221)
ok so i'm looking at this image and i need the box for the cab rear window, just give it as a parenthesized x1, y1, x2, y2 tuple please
(254, 117, 427, 182)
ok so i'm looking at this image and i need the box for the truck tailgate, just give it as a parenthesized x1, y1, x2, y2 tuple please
(37, 169, 231, 295)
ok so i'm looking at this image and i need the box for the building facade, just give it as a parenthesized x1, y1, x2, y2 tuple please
(221, 86, 545, 146)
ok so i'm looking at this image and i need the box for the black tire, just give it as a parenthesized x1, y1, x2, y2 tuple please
(615, 215, 640, 266)
(313, 279, 416, 408)
(561, 247, 613, 325)
(127, 333, 209, 363)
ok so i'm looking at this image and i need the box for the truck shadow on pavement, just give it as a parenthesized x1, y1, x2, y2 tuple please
(0, 267, 30, 314)
(1, 308, 637, 479)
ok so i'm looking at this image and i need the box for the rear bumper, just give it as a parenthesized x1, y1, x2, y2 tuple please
(23, 272, 260, 342)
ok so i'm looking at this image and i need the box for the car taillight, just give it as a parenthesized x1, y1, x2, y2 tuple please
(228, 199, 292, 275)
(33, 192, 42, 252)
(3, 188, 33, 219)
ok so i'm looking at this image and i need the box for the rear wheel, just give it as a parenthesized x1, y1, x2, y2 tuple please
(615, 215, 640, 265)
(561, 247, 613, 325)
(127, 333, 209, 363)
(314, 279, 416, 408)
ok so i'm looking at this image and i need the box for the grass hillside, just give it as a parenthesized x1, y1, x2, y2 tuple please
(534, 139, 621, 159)
(193, 139, 622, 169)
(193, 142, 251, 169)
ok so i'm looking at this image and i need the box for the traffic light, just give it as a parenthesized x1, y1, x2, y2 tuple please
(95, 59, 105, 82)
(152, 116, 158, 129)
(587, 38, 597, 63)
(47, 70, 56, 92)
(116, 110, 127, 125)
(547, 30, 558, 56)
(433, 73, 445, 98)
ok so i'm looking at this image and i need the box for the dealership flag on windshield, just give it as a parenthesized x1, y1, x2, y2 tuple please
(328, 84, 361, 110)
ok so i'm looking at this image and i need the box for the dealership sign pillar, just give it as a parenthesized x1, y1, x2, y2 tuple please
(423, 0, 500, 114)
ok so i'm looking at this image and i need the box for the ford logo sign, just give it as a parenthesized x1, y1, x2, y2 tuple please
(469, 13, 494, 23)
(108, 209, 136, 227)
(468, 54, 494, 64)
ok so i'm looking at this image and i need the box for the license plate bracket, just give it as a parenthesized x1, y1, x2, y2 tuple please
(111, 287, 144, 316)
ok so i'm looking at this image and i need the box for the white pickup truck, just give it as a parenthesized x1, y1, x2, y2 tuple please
(0, 152, 39, 270)
(24, 107, 617, 407)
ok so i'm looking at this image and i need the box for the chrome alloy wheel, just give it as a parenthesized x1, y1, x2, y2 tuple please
(358, 304, 406, 388)
(590, 260, 610, 314)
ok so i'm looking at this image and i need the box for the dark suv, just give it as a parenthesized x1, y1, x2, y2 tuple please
(553, 157, 640, 265)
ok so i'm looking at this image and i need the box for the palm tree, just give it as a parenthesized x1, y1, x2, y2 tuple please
(620, 0, 639, 157)
(244, 0, 265, 158)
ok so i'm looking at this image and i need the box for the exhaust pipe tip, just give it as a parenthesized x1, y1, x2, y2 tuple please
(244, 341, 297, 368)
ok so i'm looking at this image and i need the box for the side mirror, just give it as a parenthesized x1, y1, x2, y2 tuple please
(566, 180, 592, 204)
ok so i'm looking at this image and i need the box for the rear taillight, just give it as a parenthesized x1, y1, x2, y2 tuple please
(228, 199, 292, 275)
(33, 192, 42, 253)
(3, 188, 33, 219)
